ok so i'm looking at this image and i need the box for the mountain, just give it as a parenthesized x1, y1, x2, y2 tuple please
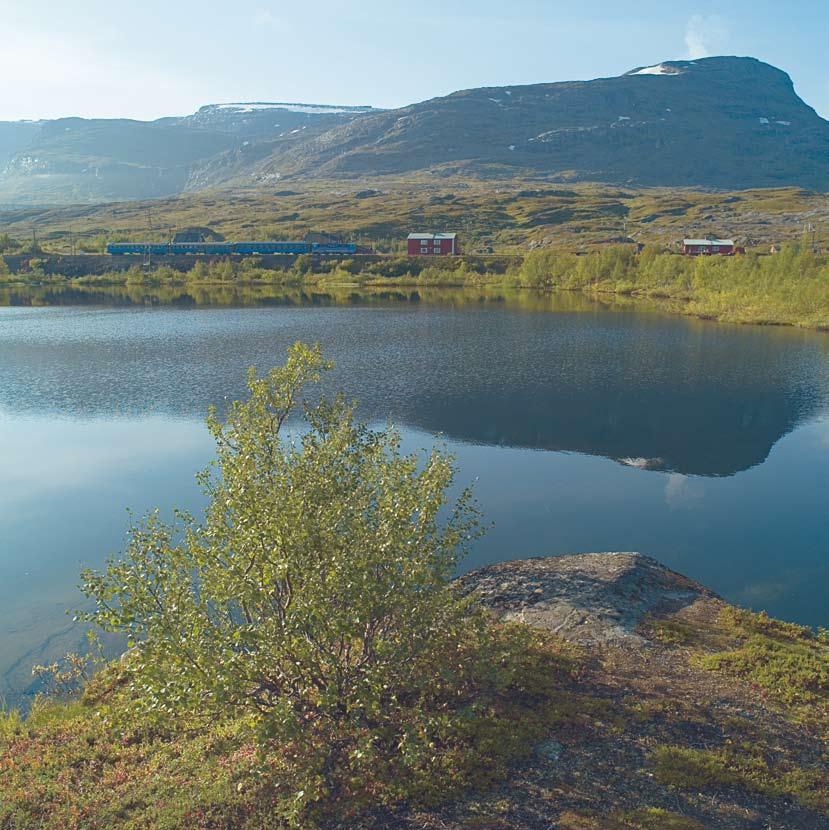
(181, 102, 374, 138)
(181, 103, 375, 192)
(238, 57, 829, 189)
(0, 104, 376, 204)
(0, 57, 827, 204)
(0, 122, 43, 168)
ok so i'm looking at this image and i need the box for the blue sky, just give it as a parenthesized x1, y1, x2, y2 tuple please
(0, 0, 826, 120)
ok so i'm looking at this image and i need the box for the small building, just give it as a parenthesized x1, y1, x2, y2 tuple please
(682, 238, 735, 256)
(305, 231, 343, 245)
(173, 226, 224, 244)
(408, 233, 458, 256)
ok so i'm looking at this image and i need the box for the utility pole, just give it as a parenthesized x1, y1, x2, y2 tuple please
(145, 207, 153, 269)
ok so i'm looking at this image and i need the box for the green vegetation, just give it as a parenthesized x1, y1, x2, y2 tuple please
(513, 243, 829, 328)
(0, 343, 577, 829)
(694, 606, 829, 711)
(0, 343, 827, 828)
(557, 807, 705, 830)
(1, 180, 827, 255)
(643, 604, 829, 815)
(6, 234, 829, 329)
(0, 233, 22, 254)
(652, 744, 828, 811)
(3, 176, 829, 328)
(0, 625, 572, 830)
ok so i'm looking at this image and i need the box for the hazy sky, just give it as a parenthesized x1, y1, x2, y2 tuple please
(1, 0, 827, 121)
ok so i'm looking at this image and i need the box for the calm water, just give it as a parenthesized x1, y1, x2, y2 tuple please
(2, 286, 829, 705)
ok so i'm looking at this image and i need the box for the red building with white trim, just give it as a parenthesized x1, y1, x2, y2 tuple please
(408, 233, 458, 256)
(682, 238, 736, 256)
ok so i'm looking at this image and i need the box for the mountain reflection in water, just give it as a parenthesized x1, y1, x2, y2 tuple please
(1, 288, 829, 706)
(2, 286, 827, 477)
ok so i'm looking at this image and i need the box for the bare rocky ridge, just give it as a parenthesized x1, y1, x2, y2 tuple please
(457, 552, 717, 647)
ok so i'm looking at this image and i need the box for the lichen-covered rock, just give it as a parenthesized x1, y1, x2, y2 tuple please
(458, 552, 717, 646)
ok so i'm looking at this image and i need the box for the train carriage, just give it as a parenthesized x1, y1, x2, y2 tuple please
(106, 240, 360, 257)
(106, 243, 170, 256)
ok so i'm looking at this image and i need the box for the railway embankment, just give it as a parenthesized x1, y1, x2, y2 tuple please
(2, 252, 387, 277)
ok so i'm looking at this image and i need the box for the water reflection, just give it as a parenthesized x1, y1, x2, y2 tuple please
(1, 289, 828, 706)
(1, 287, 827, 476)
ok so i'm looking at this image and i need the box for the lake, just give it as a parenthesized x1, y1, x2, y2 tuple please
(2, 285, 828, 706)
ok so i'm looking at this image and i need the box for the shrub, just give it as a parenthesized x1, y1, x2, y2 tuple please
(77, 343, 564, 825)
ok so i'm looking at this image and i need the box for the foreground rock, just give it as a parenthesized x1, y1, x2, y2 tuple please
(457, 552, 717, 647)
(366, 553, 828, 830)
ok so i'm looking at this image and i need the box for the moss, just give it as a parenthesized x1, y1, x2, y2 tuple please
(643, 616, 696, 646)
(694, 607, 829, 709)
(651, 744, 829, 812)
(614, 807, 705, 830)
(559, 808, 704, 830)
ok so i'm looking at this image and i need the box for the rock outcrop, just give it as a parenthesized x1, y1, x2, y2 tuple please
(458, 552, 717, 646)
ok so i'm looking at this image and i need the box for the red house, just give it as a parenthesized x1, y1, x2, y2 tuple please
(682, 238, 736, 256)
(407, 233, 458, 256)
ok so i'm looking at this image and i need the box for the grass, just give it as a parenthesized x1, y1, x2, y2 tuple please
(642, 604, 829, 816)
(694, 606, 829, 710)
(0, 625, 582, 830)
(7, 231, 829, 330)
(1, 178, 828, 257)
(3, 597, 828, 827)
(557, 807, 705, 830)
(3, 174, 829, 330)
(651, 744, 829, 811)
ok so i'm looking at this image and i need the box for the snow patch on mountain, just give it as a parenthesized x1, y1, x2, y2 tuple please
(212, 103, 372, 115)
(631, 64, 680, 76)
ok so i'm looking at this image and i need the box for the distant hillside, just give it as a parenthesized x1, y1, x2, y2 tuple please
(0, 104, 377, 204)
(1, 57, 828, 204)
(242, 57, 829, 189)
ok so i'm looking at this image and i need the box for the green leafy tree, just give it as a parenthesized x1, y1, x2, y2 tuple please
(293, 252, 313, 274)
(186, 259, 209, 282)
(80, 343, 487, 805)
(0, 233, 20, 253)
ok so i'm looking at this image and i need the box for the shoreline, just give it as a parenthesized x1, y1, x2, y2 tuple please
(4, 273, 829, 333)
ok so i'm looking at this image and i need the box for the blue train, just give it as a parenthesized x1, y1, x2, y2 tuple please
(106, 241, 358, 256)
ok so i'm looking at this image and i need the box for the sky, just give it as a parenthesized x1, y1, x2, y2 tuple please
(0, 0, 827, 121)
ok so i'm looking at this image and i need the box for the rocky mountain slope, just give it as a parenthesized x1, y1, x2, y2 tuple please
(1, 56, 827, 204)
(247, 57, 829, 189)
(0, 104, 376, 204)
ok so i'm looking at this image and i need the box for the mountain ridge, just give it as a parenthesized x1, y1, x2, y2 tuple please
(1, 56, 827, 204)
(242, 56, 828, 188)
